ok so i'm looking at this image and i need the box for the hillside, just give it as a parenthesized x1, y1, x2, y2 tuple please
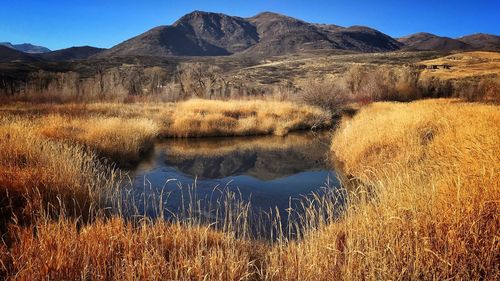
(0, 45, 39, 62)
(398, 32, 470, 51)
(241, 12, 402, 56)
(419, 51, 500, 80)
(458, 33, 500, 50)
(37, 46, 106, 61)
(99, 11, 403, 58)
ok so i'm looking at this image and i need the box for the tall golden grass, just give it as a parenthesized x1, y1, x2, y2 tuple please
(2, 218, 261, 280)
(159, 99, 331, 137)
(35, 115, 158, 167)
(0, 116, 118, 228)
(264, 99, 499, 280)
(0, 99, 498, 280)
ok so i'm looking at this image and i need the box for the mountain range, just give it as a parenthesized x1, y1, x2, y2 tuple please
(100, 11, 406, 57)
(0, 42, 51, 54)
(1, 11, 499, 62)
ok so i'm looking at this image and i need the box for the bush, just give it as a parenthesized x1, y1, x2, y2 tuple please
(297, 79, 349, 115)
(343, 64, 423, 103)
(459, 78, 500, 104)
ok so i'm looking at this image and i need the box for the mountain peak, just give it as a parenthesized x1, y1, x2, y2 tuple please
(0, 42, 50, 53)
(252, 11, 289, 18)
(174, 10, 237, 26)
(249, 11, 305, 24)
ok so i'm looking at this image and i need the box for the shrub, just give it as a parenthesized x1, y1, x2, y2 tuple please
(459, 77, 500, 104)
(297, 79, 350, 115)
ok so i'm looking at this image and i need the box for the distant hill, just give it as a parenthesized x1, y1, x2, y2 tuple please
(99, 11, 402, 58)
(37, 46, 106, 61)
(0, 42, 50, 53)
(457, 33, 500, 51)
(0, 45, 39, 62)
(397, 32, 470, 51)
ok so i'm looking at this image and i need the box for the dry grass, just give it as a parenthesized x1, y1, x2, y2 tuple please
(420, 51, 500, 80)
(0, 116, 117, 228)
(267, 100, 500, 280)
(35, 115, 159, 167)
(159, 99, 331, 137)
(263, 99, 500, 280)
(1, 99, 498, 280)
(2, 217, 262, 281)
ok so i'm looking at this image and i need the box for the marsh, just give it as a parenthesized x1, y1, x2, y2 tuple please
(122, 132, 343, 230)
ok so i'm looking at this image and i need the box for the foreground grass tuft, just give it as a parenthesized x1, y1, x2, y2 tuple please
(2, 217, 261, 280)
(0, 117, 117, 228)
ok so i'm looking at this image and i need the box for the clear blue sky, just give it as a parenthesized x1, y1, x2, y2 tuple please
(1, 0, 499, 50)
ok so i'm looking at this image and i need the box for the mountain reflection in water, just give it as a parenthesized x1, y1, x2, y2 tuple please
(125, 131, 341, 224)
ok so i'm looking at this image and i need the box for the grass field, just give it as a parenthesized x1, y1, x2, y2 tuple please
(420, 51, 500, 80)
(0, 98, 498, 280)
(160, 99, 331, 137)
(0, 100, 329, 165)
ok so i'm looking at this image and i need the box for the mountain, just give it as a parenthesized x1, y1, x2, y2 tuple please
(173, 11, 259, 54)
(457, 33, 500, 50)
(99, 11, 402, 58)
(242, 12, 402, 56)
(0, 42, 50, 53)
(37, 46, 106, 61)
(100, 11, 259, 57)
(0, 45, 39, 62)
(398, 32, 470, 51)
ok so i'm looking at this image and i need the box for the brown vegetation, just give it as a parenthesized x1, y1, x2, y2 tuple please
(0, 116, 117, 230)
(159, 99, 331, 137)
(35, 115, 158, 167)
(2, 218, 260, 280)
(323, 99, 498, 279)
(0, 99, 498, 280)
(420, 51, 500, 80)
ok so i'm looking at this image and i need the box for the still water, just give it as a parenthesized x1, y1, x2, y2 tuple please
(123, 131, 341, 227)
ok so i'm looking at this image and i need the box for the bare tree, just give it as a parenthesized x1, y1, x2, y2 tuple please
(175, 62, 225, 99)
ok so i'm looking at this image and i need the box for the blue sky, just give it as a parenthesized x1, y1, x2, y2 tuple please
(1, 0, 499, 50)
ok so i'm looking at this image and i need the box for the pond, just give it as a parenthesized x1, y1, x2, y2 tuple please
(121, 131, 343, 236)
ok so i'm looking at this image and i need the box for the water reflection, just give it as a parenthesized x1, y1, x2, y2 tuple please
(123, 131, 342, 235)
(161, 132, 331, 179)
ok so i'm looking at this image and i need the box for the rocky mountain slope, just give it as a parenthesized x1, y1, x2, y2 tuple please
(99, 11, 403, 58)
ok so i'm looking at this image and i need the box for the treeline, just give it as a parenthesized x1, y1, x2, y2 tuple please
(0, 62, 498, 104)
(0, 63, 288, 103)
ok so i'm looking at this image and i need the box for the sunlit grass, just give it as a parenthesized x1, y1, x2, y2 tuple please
(35, 115, 159, 167)
(420, 51, 500, 79)
(0, 116, 118, 226)
(0, 99, 498, 280)
(159, 99, 331, 137)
